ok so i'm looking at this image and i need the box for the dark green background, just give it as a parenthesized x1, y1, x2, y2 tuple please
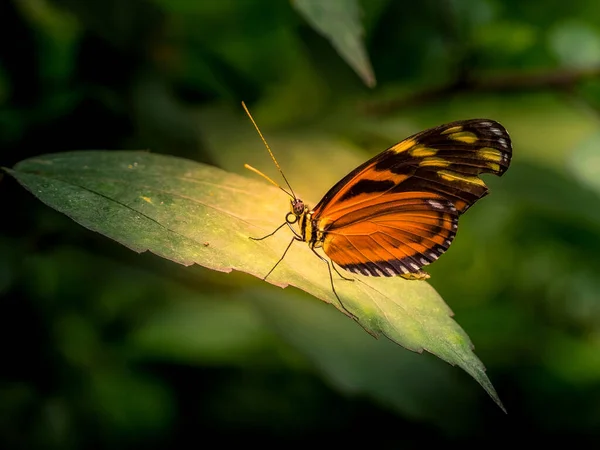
(3, 0, 600, 447)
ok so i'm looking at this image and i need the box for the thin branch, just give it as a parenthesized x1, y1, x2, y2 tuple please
(362, 66, 600, 116)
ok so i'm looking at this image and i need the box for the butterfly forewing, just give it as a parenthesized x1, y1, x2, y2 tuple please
(311, 119, 512, 278)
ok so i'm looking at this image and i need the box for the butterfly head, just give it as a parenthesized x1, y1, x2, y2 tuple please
(286, 198, 306, 224)
(291, 198, 305, 215)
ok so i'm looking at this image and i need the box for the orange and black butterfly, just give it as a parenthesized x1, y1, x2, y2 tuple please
(242, 102, 512, 317)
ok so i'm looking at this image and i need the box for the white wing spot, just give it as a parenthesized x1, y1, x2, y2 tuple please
(420, 257, 428, 265)
(428, 252, 438, 260)
(452, 223, 458, 229)
(398, 264, 409, 274)
(490, 127, 503, 136)
(427, 199, 445, 210)
(498, 138, 508, 148)
(480, 121, 492, 126)
(445, 239, 453, 246)
(409, 262, 420, 271)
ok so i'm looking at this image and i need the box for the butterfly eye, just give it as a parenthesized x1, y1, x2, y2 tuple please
(286, 212, 298, 224)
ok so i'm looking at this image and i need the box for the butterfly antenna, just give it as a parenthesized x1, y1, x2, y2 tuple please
(241, 101, 297, 199)
(244, 163, 293, 198)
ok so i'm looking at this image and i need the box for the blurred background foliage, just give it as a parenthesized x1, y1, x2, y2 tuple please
(3, 0, 600, 447)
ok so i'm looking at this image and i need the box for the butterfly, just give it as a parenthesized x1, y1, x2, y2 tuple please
(242, 102, 512, 319)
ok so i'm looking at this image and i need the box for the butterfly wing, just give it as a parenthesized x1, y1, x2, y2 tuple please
(311, 119, 512, 277)
(322, 191, 459, 277)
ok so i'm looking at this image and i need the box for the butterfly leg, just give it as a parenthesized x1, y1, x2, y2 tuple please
(310, 248, 358, 321)
(400, 270, 430, 280)
(249, 222, 287, 241)
(331, 261, 354, 282)
(262, 236, 298, 281)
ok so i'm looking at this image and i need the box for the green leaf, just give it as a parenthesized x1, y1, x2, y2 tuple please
(130, 297, 270, 365)
(549, 20, 600, 68)
(568, 130, 600, 196)
(6, 150, 504, 411)
(292, 0, 376, 88)
(89, 369, 173, 436)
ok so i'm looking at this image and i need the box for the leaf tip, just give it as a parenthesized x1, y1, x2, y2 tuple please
(494, 396, 508, 414)
(364, 74, 377, 89)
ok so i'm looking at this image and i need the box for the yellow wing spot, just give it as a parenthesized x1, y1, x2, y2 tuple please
(419, 157, 450, 168)
(487, 162, 501, 172)
(449, 131, 478, 144)
(410, 146, 438, 157)
(391, 138, 417, 153)
(478, 147, 504, 162)
(141, 196, 153, 204)
(441, 126, 463, 135)
(438, 170, 486, 186)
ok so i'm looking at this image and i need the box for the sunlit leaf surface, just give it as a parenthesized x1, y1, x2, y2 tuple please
(7, 150, 503, 411)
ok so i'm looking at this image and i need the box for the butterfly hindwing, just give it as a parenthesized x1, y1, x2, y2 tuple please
(321, 192, 459, 277)
(311, 119, 512, 277)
